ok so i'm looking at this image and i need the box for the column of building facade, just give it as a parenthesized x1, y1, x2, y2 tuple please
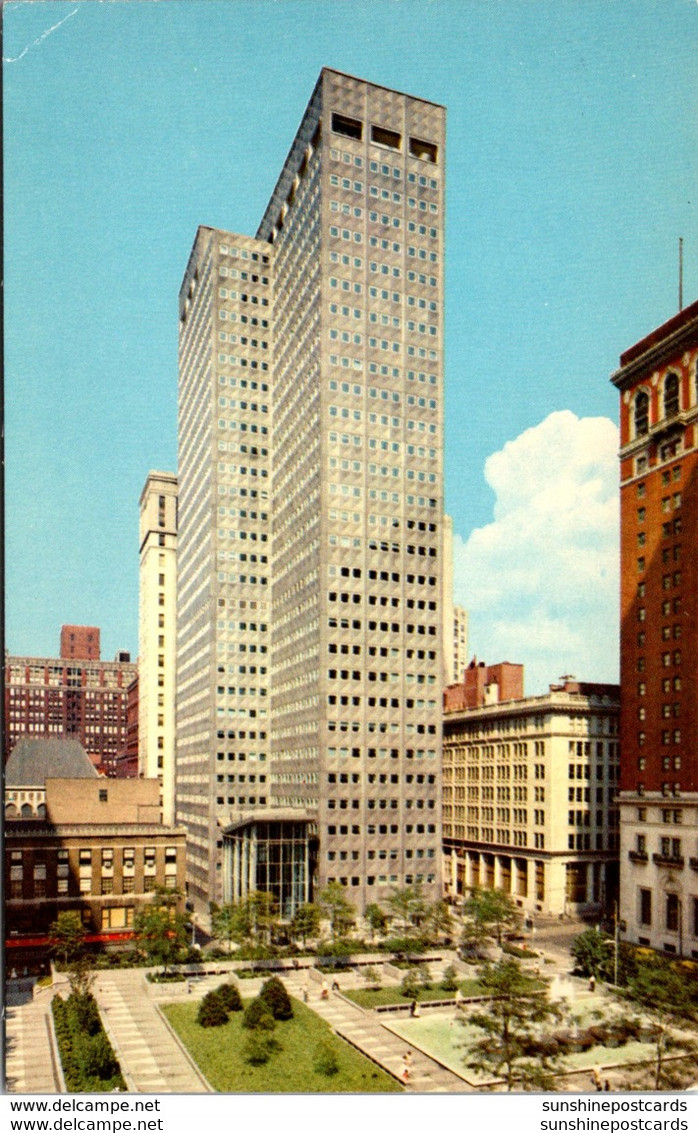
(256, 69, 445, 908)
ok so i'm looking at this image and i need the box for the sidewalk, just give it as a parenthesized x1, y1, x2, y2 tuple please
(282, 971, 473, 1092)
(5, 996, 62, 1093)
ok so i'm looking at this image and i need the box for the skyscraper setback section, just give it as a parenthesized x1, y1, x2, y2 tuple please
(177, 70, 445, 911)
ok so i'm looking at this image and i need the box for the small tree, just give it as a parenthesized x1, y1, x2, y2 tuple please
(314, 1041, 340, 1076)
(626, 955, 697, 1090)
(242, 996, 276, 1032)
(216, 982, 243, 1012)
(387, 883, 427, 936)
(440, 964, 458, 993)
(364, 902, 389, 942)
(291, 902, 321, 948)
(427, 899, 453, 943)
(259, 976, 293, 1020)
(210, 902, 239, 954)
(317, 881, 356, 941)
(197, 991, 229, 1028)
(134, 888, 190, 974)
(49, 911, 86, 968)
(465, 958, 562, 1091)
(67, 954, 96, 1000)
(400, 967, 421, 999)
(462, 887, 519, 947)
(570, 928, 612, 981)
(243, 1034, 274, 1065)
(362, 964, 382, 990)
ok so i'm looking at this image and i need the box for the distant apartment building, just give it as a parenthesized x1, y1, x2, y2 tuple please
(177, 69, 445, 911)
(440, 517, 468, 685)
(611, 298, 698, 957)
(452, 606, 469, 685)
(139, 471, 178, 823)
(4, 628, 137, 773)
(443, 664, 620, 917)
(5, 738, 186, 960)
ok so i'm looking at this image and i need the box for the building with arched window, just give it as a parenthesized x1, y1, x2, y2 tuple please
(612, 297, 698, 957)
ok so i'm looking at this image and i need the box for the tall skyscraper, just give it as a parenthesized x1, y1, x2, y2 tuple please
(612, 299, 698, 957)
(177, 69, 445, 911)
(177, 229, 273, 904)
(139, 471, 178, 824)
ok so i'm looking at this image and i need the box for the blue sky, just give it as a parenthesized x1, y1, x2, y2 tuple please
(5, 0, 697, 691)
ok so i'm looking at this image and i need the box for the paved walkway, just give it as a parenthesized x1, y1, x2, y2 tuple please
(5, 994, 62, 1093)
(93, 972, 211, 1093)
(281, 972, 473, 1092)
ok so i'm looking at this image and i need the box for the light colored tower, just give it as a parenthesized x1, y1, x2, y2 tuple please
(177, 230, 272, 906)
(257, 69, 445, 908)
(139, 471, 178, 824)
(177, 69, 445, 911)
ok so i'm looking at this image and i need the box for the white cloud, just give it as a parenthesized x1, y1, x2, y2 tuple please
(452, 410, 619, 694)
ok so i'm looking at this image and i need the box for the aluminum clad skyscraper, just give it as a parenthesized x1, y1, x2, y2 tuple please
(177, 69, 445, 911)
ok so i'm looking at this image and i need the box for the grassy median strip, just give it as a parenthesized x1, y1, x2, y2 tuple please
(162, 996, 402, 1092)
(344, 979, 482, 1009)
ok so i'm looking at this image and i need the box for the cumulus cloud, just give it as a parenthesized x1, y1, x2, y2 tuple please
(452, 410, 619, 694)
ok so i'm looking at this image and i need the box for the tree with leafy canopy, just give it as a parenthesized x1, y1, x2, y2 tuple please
(626, 955, 697, 1090)
(570, 928, 612, 981)
(427, 898, 453, 942)
(290, 902, 321, 948)
(464, 958, 562, 1091)
(49, 910, 86, 968)
(210, 902, 239, 953)
(387, 883, 428, 936)
(134, 888, 190, 974)
(364, 902, 389, 942)
(316, 881, 356, 941)
(213, 891, 278, 949)
(462, 887, 519, 947)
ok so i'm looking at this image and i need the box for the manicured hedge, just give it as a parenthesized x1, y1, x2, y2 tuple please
(52, 993, 126, 1092)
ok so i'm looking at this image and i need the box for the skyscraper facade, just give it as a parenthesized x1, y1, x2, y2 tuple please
(139, 471, 178, 824)
(177, 69, 445, 911)
(177, 229, 273, 905)
(612, 299, 698, 956)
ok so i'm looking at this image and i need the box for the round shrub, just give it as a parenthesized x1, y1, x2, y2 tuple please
(197, 990, 229, 1028)
(243, 1034, 273, 1065)
(313, 1041, 339, 1076)
(440, 964, 458, 992)
(216, 982, 243, 1012)
(242, 996, 276, 1031)
(259, 976, 293, 1020)
(400, 969, 421, 999)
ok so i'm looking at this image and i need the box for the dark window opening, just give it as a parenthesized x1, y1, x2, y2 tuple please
(409, 137, 438, 163)
(634, 391, 649, 437)
(332, 113, 362, 141)
(371, 125, 401, 150)
(664, 373, 680, 418)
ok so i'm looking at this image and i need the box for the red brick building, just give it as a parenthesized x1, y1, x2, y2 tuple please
(4, 627, 137, 775)
(611, 299, 698, 955)
(443, 658, 524, 712)
(60, 625, 101, 661)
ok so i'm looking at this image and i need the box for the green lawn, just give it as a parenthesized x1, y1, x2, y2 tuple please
(161, 996, 401, 1092)
(344, 979, 482, 1009)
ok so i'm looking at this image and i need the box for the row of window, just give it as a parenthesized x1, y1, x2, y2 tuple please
(637, 887, 698, 938)
(330, 145, 439, 188)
